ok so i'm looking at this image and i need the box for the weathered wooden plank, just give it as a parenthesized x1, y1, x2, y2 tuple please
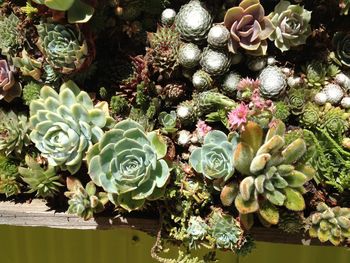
(0, 200, 324, 246)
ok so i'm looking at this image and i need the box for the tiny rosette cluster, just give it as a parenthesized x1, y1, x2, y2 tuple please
(268, 1, 312, 52)
(333, 32, 350, 68)
(86, 119, 170, 211)
(233, 121, 315, 225)
(29, 81, 108, 174)
(190, 131, 237, 187)
(36, 23, 88, 74)
(308, 202, 350, 246)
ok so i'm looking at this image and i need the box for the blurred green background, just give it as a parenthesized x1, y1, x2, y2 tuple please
(0, 225, 349, 263)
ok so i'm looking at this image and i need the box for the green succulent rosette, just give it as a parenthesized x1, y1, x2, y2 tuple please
(268, 0, 312, 52)
(29, 81, 109, 174)
(86, 119, 170, 211)
(36, 23, 88, 74)
(190, 130, 237, 188)
(333, 31, 350, 68)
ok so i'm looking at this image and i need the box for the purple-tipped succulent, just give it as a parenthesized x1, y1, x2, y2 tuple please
(0, 60, 21, 102)
(224, 0, 275, 56)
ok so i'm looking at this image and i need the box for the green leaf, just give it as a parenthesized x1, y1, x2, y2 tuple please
(147, 131, 167, 159)
(234, 142, 254, 175)
(259, 200, 279, 225)
(235, 194, 259, 214)
(204, 130, 228, 145)
(240, 121, 263, 154)
(44, 0, 75, 11)
(189, 148, 203, 173)
(86, 181, 96, 196)
(67, 0, 94, 23)
(283, 187, 305, 211)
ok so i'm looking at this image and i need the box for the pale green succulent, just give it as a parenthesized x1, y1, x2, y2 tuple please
(208, 209, 245, 251)
(32, 0, 94, 23)
(19, 155, 63, 198)
(29, 81, 110, 174)
(268, 1, 312, 52)
(36, 23, 88, 74)
(158, 111, 177, 134)
(190, 130, 237, 188)
(304, 61, 328, 87)
(232, 121, 315, 225)
(65, 177, 108, 220)
(12, 50, 42, 81)
(0, 13, 20, 55)
(308, 202, 350, 246)
(86, 119, 170, 211)
(0, 155, 21, 197)
(0, 110, 30, 157)
(186, 216, 209, 249)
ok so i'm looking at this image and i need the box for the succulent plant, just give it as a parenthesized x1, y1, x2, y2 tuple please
(321, 104, 349, 138)
(189, 130, 237, 188)
(19, 155, 62, 198)
(221, 71, 241, 97)
(323, 83, 344, 104)
(178, 43, 201, 69)
(22, 82, 42, 106)
(0, 110, 30, 157)
(0, 13, 20, 56)
(300, 102, 320, 128)
(110, 95, 129, 116)
(232, 121, 315, 225)
(268, 1, 312, 52)
(259, 66, 287, 98)
(288, 88, 306, 115)
(333, 32, 350, 68)
(32, 0, 94, 23)
(161, 8, 176, 26)
(159, 111, 177, 134)
(341, 97, 350, 108)
(223, 0, 275, 56)
(175, 0, 213, 42)
(186, 216, 209, 249)
(0, 155, 20, 197)
(304, 61, 328, 87)
(278, 210, 305, 233)
(29, 81, 110, 174)
(192, 70, 213, 91)
(36, 23, 88, 74)
(194, 91, 237, 116)
(86, 119, 170, 211)
(147, 25, 180, 78)
(12, 50, 42, 81)
(274, 101, 291, 122)
(200, 47, 232, 76)
(207, 25, 230, 49)
(0, 59, 21, 102)
(65, 177, 108, 220)
(308, 202, 350, 245)
(163, 82, 186, 104)
(208, 209, 245, 251)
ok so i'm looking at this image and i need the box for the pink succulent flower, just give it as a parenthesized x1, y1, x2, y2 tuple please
(228, 103, 249, 131)
(237, 77, 260, 91)
(196, 120, 212, 139)
(251, 90, 274, 111)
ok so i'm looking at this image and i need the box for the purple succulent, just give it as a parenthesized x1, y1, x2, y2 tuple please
(0, 60, 21, 102)
(224, 0, 275, 56)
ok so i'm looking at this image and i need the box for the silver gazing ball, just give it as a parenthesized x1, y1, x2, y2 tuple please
(200, 47, 231, 76)
(161, 8, 176, 26)
(341, 97, 350, 109)
(314, 92, 328, 105)
(192, 70, 213, 91)
(207, 24, 230, 48)
(323, 83, 344, 105)
(178, 43, 201, 69)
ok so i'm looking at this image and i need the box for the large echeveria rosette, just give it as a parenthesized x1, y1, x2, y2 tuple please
(268, 1, 312, 52)
(224, 0, 275, 56)
(36, 23, 88, 74)
(86, 119, 170, 211)
(29, 81, 108, 174)
(333, 31, 350, 67)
